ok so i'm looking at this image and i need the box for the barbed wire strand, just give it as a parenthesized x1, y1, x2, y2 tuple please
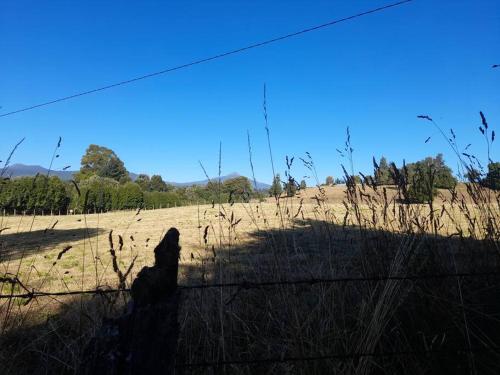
(1, 270, 499, 300)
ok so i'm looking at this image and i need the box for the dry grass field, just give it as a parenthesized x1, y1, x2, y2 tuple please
(0, 183, 499, 374)
(0, 184, 487, 292)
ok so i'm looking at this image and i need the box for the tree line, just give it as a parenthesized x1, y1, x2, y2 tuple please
(0, 144, 261, 214)
(1, 145, 497, 213)
(314, 154, 498, 203)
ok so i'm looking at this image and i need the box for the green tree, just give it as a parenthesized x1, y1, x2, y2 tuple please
(223, 176, 252, 202)
(46, 176, 70, 213)
(465, 167, 482, 183)
(73, 175, 118, 213)
(78, 144, 128, 182)
(150, 174, 168, 192)
(432, 154, 457, 189)
(299, 179, 307, 190)
(115, 183, 144, 209)
(405, 154, 456, 189)
(334, 178, 345, 184)
(375, 156, 393, 185)
(285, 177, 297, 197)
(0, 176, 70, 214)
(407, 160, 438, 203)
(143, 190, 187, 209)
(269, 174, 283, 197)
(325, 176, 334, 186)
(484, 162, 500, 190)
(136, 174, 151, 191)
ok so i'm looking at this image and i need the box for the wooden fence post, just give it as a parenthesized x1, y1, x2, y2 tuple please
(80, 227, 181, 374)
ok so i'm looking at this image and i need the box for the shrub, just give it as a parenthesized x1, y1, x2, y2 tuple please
(72, 175, 118, 213)
(0, 175, 70, 214)
(115, 183, 144, 209)
(484, 162, 500, 190)
(269, 174, 283, 197)
(407, 164, 438, 204)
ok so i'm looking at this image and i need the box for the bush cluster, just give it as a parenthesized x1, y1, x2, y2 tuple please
(0, 174, 261, 214)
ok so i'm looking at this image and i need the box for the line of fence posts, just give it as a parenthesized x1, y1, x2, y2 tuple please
(1, 201, 185, 217)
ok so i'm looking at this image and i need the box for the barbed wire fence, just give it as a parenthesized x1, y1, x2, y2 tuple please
(2, 268, 500, 370)
(2, 269, 500, 301)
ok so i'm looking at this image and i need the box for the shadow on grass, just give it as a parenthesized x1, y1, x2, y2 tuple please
(178, 219, 500, 374)
(1, 219, 500, 374)
(0, 227, 105, 261)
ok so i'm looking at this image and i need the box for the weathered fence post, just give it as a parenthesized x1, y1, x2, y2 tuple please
(80, 227, 182, 374)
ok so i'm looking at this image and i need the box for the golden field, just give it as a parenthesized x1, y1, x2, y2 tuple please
(0, 183, 499, 374)
(0, 184, 495, 294)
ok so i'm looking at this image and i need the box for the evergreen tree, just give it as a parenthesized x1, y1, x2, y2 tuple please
(115, 183, 144, 209)
(432, 154, 457, 189)
(269, 174, 283, 197)
(334, 178, 345, 184)
(0, 176, 70, 214)
(484, 162, 500, 190)
(300, 179, 307, 190)
(407, 162, 438, 203)
(376, 156, 393, 185)
(285, 177, 297, 197)
(74, 175, 118, 212)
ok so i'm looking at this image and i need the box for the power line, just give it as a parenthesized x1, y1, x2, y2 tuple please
(0, 0, 413, 118)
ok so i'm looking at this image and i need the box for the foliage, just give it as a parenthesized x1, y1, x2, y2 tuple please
(115, 182, 144, 210)
(204, 176, 254, 203)
(406, 162, 438, 204)
(268, 174, 283, 197)
(143, 191, 188, 209)
(334, 178, 345, 184)
(405, 154, 456, 190)
(284, 177, 297, 197)
(135, 174, 174, 193)
(375, 156, 394, 185)
(150, 175, 170, 192)
(0, 175, 70, 214)
(484, 162, 500, 190)
(77, 144, 128, 182)
(135, 174, 151, 191)
(300, 179, 307, 190)
(72, 175, 118, 212)
(325, 176, 334, 186)
(222, 176, 253, 202)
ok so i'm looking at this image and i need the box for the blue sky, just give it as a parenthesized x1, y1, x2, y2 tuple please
(1, 0, 499, 184)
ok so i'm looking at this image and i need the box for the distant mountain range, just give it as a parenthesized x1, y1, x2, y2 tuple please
(2, 163, 75, 181)
(2, 164, 270, 190)
(169, 172, 270, 190)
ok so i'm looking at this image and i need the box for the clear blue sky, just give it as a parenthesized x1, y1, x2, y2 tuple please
(1, 0, 499, 184)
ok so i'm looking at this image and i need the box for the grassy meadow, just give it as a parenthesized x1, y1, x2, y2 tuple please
(0, 182, 499, 374)
(0, 184, 487, 290)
